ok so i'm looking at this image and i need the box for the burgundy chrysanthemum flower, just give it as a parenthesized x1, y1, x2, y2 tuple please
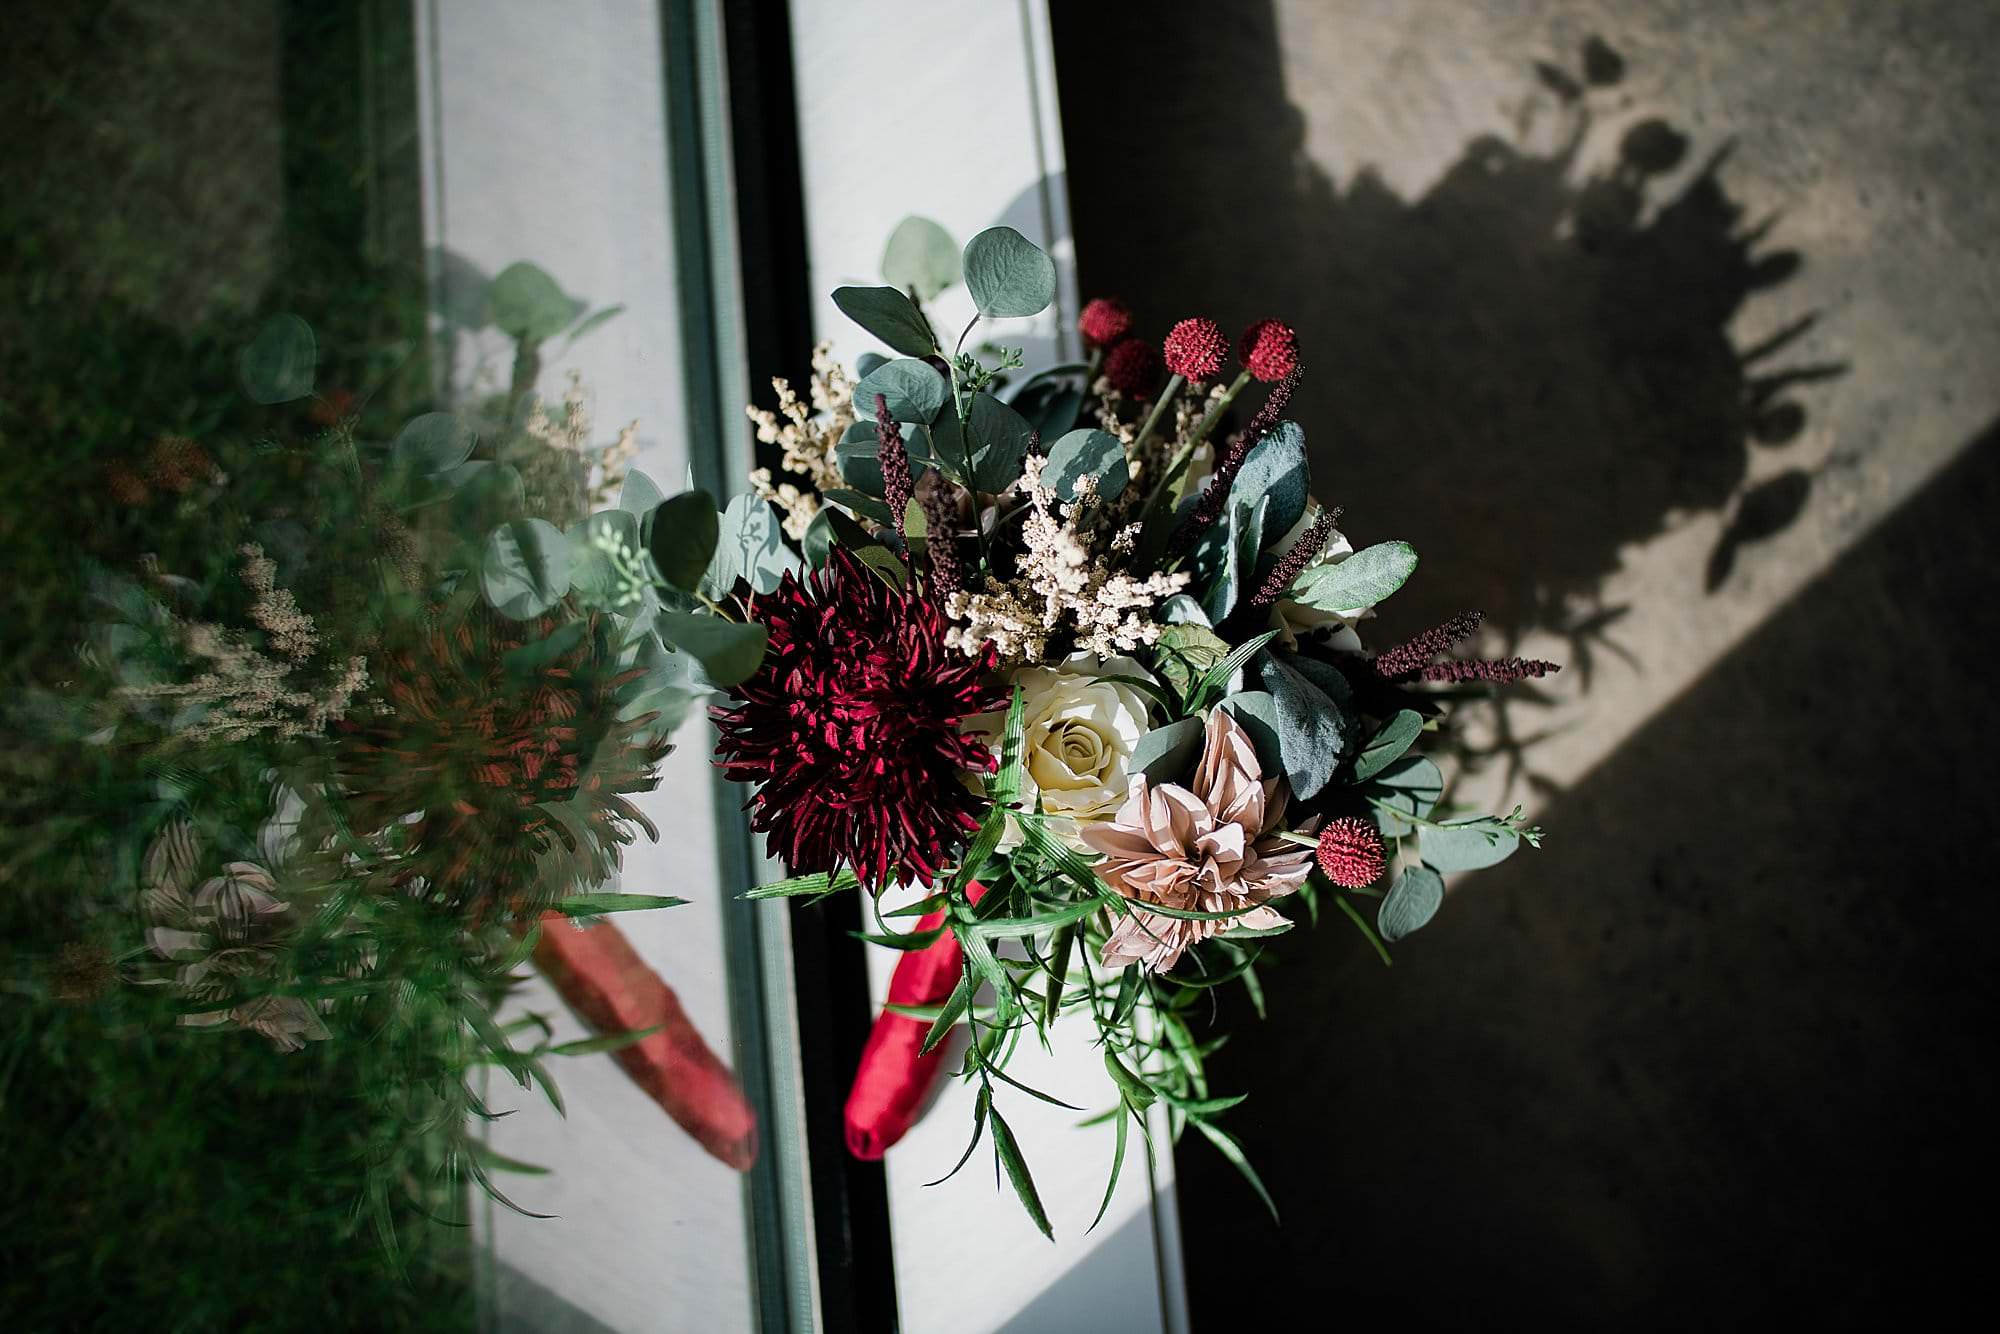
(1238, 319, 1299, 382)
(1079, 297, 1134, 348)
(1316, 816, 1386, 888)
(1103, 338, 1163, 398)
(1163, 317, 1228, 381)
(711, 547, 1006, 891)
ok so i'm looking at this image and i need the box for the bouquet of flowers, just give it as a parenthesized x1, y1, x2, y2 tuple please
(708, 219, 1556, 1232)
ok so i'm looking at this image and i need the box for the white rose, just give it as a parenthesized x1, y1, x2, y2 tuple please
(973, 654, 1155, 846)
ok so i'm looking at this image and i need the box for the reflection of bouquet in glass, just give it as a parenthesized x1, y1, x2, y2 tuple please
(47, 273, 761, 1243)
(698, 218, 1557, 1231)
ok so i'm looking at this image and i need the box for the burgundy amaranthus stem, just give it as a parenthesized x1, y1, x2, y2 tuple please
(1417, 657, 1561, 685)
(1372, 611, 1485, 679)
(1168, 363, 1303, 559)
(917, 474, 961, 601)
(874, 393, 914, 548)
(1247, 507, 1342, 609)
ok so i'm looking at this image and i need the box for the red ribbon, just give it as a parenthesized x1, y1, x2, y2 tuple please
(844, 881, 987, 1160)
(533, 911, 759, 1171)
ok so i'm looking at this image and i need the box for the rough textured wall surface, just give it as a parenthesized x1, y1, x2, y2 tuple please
(1052, 1, 1998, 1324)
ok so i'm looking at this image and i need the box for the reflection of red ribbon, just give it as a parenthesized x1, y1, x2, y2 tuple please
(845, 881, 987, 1160)
(533, 911, 758, 1171)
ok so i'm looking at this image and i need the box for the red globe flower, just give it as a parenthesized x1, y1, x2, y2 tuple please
(1316, 816, 1386, 888)
(1238, 319, 1299, 382)
(1163, 317, 1228, 381)
(1103, 338, 1162, 398)
(712, 546, 1006, 890)
(1078, 297, 1134, 348)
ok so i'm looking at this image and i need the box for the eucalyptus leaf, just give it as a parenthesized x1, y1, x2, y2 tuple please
(963, 226, 1057, 319)
(1042, 428, 1128, 501)
(1130, 716, 1205, 785)
(832, 285, 936, 356)
(648, 490, 720, 592)
(1420, 821, 1521, 873)
(619, 469, 664, 518)
(855, 351, 889, 379)
(446, 462, 525, 540)
(657, 611, 767, 687)
(393, 412, 476, 476)
(964, 392, 1035, 493)
(239, 314, 316, 404)
(1377, 865, 1445, 943)
(1370, 754, 1444, 836)
(567, 510, 641, 607)
(704, 492, 794, 597)
(1352, 710, 1424, 783)
(853, 357, 947, 425)
(491, 261, 584, 341)
(881, 215, 960, 301)
(802, 509, 834, 569)
(1288, 540, 1419, 615)
(482, 519, 571, 619)
(835, 419, 935, 495)
(1012, 380, 1084, 440)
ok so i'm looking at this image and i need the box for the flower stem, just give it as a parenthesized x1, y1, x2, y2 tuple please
(1129, 374, 1185, 460)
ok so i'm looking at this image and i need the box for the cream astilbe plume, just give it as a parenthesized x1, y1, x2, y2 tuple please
(1081, 709, 1317, 972)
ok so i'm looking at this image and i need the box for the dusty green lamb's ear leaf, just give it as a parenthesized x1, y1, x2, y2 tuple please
(1351, 709, 1425, 783)
(882, 215, 961, 301)
(648, 490, 720, 591)
(657, 611, 767, 687)
(832, 285, 937, 356)
(1288, 540, 1418, 614)
(239, 314, 316, 404)
(964, 226, 1057, 319)
(1254, 653, 1352, 800)
(1217, 691, 1284, 777)
(490, 261, 584, 341)
(482, 519, 571, 619)
(393, 412, 476, 476)
(1370, 754, 1444, 836)
(1042, 428, 1128, 501)
(1228, 422, 1309, 540)
(1189, 495, 1267, 623)
(705, 492, 795, 597)
(1420, 820, 1521, 873)
(853, 357, 947, 424)
(1377, 865, 1445, 943)
(1130, 716, 1205, 785)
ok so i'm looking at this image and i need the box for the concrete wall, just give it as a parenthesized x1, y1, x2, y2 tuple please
(1051, 1, 1998, 1323)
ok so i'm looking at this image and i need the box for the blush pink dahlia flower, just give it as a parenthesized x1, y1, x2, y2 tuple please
(1081, 709, 1316, 971)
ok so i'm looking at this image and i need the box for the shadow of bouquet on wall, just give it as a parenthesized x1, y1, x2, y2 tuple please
(1271, 38, 1843, 791)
